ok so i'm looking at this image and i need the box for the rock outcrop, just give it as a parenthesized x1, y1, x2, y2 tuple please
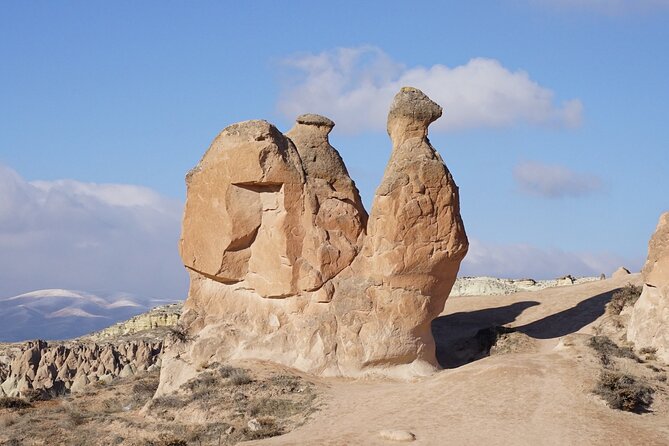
(160, 87, 468, 391)
(0, 302, 182, 397)
(0, 338, 164, 398)
(450, 275, 601, 297)
(85, 303, 182, 341)
(628, 212, 669, 362)
(612, 266, 631, 279)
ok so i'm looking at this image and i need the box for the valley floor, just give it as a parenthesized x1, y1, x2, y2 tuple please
(2, 275, 668, 445)
(249, 274, 669, 446)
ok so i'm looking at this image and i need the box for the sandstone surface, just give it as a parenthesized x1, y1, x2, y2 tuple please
(628, 212, 669, 362)
(611, 266, 631, 279)
(160, 87, 468, 391)
(0, 338, 163, 398)
(0, 302, 181, 397)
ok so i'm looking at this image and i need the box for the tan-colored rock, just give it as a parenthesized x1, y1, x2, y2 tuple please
(611, 266, 631, 279)
(379, 429, 416, 442)
(628, 212, 669, 362)
(159, 87, 468, 392)
(0, 338, 164, 397)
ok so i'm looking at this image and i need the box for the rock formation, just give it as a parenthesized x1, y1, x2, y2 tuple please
(628, 212, 669, 362)
(0, 338, 164, 398)
(160, 87, 468, 391)
(611, 266, 631, 279)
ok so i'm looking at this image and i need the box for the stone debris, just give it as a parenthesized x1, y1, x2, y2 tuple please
(379, 429, 416, 442)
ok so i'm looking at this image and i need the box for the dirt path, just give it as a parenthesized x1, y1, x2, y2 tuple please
(248, 275, 669, 445)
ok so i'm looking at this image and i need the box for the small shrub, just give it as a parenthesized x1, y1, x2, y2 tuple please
(228, 369, 253, 386)
(182, 371, 218, 392)
(247, 397, 297, 418)
(588, 336, 639, 366)
(143, 436, 188, 446)
(595, 371, 653, 412)
(242, 417, 283, 440)
(607, 284, 643, 315)
(168, 326, 190, 343)
(270, 375, 301, 392)
(0, 397, 32, 410)
(474, 325, 517, 356)
(67, 409, 87, 426)
(151, 395, 185, 409)
(133, 378, 160, 396)
(639, 347, 657, 355)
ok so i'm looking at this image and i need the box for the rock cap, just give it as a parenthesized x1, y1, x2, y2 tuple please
(296, 114, 335, 128)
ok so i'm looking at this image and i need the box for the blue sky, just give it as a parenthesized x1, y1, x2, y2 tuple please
(1, 1, 668, 298)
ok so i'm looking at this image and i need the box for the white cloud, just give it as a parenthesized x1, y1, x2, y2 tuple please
(277, 46, 582, 133)
(460, 238, 638, 279)
(0, 163, 188, 300)
(513, 160, 603, 198)
(534, 0, 669, 14)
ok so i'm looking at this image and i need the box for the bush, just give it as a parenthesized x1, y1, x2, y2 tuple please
(151, 395, 185, 409)
(595, 371, 653, 412)
(474, 326, 517, 356)
(132, 377, 160, 396)
(0, 397, 32, 410)
(242, 417, 283, 440)
(228, 369, 253, 386)
(248, 397, 297, 418)
(168, 326, 190, 343)
(607, 284, 643, 315)
(588, 336, 639, 366)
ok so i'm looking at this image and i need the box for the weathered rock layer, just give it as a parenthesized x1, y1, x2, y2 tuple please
(628, 212, 669, 362)
(0, 338, 164, 398)
(160, 87, 468, 390)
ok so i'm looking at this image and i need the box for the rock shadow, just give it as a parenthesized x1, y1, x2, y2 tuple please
(513, 289, 618, 339)
(432, 300, 540, 368)
(433, 288, 621, 369)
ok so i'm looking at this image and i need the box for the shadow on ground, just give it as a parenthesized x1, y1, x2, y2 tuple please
(514, 290, 616, 339)
(432, 288, 620, 368)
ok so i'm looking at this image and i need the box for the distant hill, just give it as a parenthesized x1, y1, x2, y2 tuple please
(0, 288, 181, 342)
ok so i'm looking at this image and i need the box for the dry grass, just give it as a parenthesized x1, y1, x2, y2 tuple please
(595, 371, 654, 413)
(607, 284, 643, 315)
(0, 364, 319, 445)
(0, 364, 317, 445)
(0, 397, 31, 410)
(588, 336, 639, 367)
(0, 413, 18, 428)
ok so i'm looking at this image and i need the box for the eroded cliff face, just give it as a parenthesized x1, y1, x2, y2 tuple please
(0, 303, 182, 398)
(0, 339, 164, 398)
(628, 212, 669, 362)
(159, 87, 468, 392)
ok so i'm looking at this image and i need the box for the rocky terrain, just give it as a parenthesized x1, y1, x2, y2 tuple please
(0, 303, 181, 399)
(1, 87, 668, 445)
(450, 275, 603, 296)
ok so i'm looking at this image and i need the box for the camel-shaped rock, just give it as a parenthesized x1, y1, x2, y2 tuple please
(159, 87, 468, 391)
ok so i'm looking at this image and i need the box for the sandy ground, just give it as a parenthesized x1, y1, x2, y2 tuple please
(248, 274, 669, 445)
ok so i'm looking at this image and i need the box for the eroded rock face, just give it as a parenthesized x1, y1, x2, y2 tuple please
(628, 212, 669, 362)
(0, 339, 163, 398)
(160, 87, 468, 391)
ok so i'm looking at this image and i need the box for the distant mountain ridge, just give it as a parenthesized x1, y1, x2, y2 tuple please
(0, 288, 181, 342)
